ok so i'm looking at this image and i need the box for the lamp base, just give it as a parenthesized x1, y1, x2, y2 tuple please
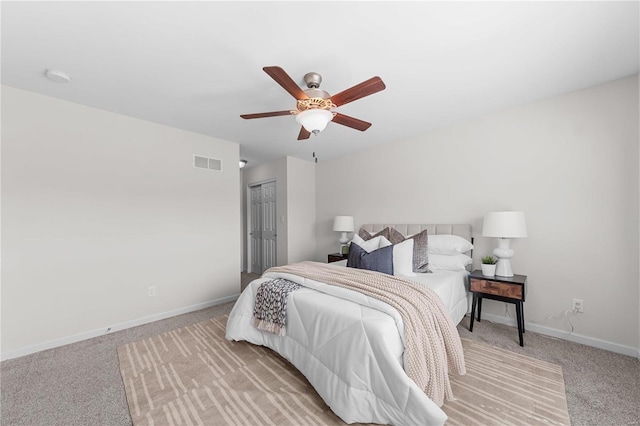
(493, 238, 515, 277)
(495, 259, 514, 277)
(339, 232, 350, 244)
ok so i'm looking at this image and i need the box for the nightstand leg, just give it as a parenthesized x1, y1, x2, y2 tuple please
(477, 297, 482, 322)
(469, 294, 477, 332)
(522, 302, 525, 333)
(515, 301, 524, 346)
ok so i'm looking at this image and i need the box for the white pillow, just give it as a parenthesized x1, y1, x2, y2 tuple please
(392, 239, 415, 277)
(427, 253, 473, 271)
(351, 234, 391, 252)
(428, 235, 474, 255)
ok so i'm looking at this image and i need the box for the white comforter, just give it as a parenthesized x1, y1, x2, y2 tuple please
(226, 268, 466, 426)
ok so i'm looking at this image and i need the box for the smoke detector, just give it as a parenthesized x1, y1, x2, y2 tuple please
(45, 69, 71, 83)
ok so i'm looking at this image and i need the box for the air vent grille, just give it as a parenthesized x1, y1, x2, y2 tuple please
(194, 155, 222, 171)
(208, 158, 222, 171)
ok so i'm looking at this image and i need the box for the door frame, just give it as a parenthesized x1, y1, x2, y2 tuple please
(246, 178, 276, 274)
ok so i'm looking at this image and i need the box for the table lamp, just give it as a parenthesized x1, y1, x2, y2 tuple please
(482, 211, 527, 277)
(333, 216, 355, 245)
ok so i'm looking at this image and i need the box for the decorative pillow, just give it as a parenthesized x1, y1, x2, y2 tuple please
(388, 227, 405, 244)
(388, 227, 429, 273)
(347, 242, 393, 275)
(358, 227, 391, 242)
(351, 234, 392, 253)
(427, 253, 473, 271)
(392, 239, 416, 277)
(428, 234, 474, 255)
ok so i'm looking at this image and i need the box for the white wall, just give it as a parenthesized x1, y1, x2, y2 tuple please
(286, 157, 316, 263)
(1, 86, 241, 357)
(315, 75, 639, 354)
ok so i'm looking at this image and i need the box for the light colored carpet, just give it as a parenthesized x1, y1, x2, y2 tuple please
(118, 316, 570, 426)
(241, 272, 260, 292)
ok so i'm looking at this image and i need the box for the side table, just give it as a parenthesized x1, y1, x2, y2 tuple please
(468, 270, 527, 346)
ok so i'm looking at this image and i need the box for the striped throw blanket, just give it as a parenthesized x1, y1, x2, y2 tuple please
(265, 261, 466, 407)
(251, 278, 302, 336)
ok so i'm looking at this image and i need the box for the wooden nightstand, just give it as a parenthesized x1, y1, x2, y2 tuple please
(468, 270, 527, 346)
(327, 253, 348, 263)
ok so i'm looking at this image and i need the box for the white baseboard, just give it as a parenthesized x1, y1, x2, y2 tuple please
(477, 312, 640, 359)
(1, 294, 240, 361)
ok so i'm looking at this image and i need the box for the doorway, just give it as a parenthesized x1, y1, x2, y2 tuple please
(248, 180, 277, 274)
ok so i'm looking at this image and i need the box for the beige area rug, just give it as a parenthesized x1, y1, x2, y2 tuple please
(443, 340, 570, 425)
(118, 316, 570, 426)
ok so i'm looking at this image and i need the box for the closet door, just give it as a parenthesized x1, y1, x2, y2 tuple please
(261, 181, 277, 270)
(249, 185, 263, 273)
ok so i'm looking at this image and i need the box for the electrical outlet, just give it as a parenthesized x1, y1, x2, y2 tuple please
(572, 298, 584, 313)
(148, 286, 156, 297)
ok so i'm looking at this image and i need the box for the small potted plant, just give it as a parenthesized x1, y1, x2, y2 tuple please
(481, 256, 497, 276)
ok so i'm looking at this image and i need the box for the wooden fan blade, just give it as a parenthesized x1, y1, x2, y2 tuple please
(263, 66, 309, 100)
(240, 111, 292, 119)
(297, 126, 311, 140)
(330, 76, 386, 107)
(332, 113, 372, 131)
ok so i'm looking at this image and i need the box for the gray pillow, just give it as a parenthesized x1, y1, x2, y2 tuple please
(358, 227, 391, 242)
(347, 242, 394, 275)
(389, 227, 429, 273)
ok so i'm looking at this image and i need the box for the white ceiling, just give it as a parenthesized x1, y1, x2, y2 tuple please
(2, 1, 638, 167)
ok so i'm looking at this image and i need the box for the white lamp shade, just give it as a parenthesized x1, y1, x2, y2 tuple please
(333, 216, 355, 232)
(296, 109, 333, 133)
(482, 211, 528, 238)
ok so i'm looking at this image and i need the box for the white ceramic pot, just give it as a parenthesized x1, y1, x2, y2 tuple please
(481, 264, 497, 276)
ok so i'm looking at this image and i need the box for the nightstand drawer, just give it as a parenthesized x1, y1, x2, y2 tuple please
(470, 279, 523, 300)
(328, 253, 348, 263)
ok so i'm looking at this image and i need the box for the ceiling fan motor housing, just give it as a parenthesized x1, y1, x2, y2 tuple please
(300, 73, 332, 111)
(303, 88, 331, 100)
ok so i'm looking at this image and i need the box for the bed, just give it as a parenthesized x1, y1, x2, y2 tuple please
(226, 224, 472, 426)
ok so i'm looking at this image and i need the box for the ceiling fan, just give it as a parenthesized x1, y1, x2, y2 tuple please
(240, 66, 386, 140)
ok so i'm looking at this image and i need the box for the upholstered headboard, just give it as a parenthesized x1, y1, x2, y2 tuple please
(360, 224, 472, 242)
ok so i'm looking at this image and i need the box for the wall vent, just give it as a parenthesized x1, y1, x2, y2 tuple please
(194, 155, 222, 171)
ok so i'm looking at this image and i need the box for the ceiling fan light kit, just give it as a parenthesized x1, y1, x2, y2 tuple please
(295, 109, 334, 135)
(241, 66, 386, 140)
